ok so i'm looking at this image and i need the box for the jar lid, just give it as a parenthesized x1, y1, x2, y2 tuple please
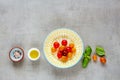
(9, 47, 24, 62)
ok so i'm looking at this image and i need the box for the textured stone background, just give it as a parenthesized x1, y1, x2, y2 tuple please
(0, 0, 120, 80)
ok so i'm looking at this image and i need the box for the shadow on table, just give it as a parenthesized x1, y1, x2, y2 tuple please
(11, 60, 24, 68)
(30, 59, 41, 68)
(51, 61, 84, 78)
(11, 58, 42, 73)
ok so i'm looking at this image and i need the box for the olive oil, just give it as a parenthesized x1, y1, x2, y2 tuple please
(30, 50, 39, 59)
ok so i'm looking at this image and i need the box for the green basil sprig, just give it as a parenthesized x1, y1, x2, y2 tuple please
(82, 46, 92, 68)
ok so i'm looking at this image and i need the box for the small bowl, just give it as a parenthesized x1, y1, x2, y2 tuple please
(9, 47, 24, 63)
(28, 48, 40, 61)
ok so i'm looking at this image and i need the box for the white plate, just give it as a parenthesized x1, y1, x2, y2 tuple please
(44, 28, 84, 68)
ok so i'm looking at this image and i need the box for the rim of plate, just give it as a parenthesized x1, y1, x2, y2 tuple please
(43, 28, 84, 69)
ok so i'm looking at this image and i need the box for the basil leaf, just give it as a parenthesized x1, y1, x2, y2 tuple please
(82, 58, 89, 68)
(85, 46, 92, 56)
(96, 46, 105, 57)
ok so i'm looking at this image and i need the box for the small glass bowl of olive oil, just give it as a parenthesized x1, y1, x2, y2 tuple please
(28, 48, 40, 61)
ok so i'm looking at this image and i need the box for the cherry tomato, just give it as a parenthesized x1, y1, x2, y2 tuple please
(61, 40, 67, 46)
(51, 47, 57, 53)
(100, 57, 106, 64)
(53, 41, 60, 48)
(66, 47, 72, 52)
(62, 50, 68, 56)
(92, 54, 97, 62)
(69, 43, 74, 48)
(59, 46, 65, 52)
(61, 56, 68, 62)
(68, 52, 72, 59)
(72, 47, 76, 53)
(57, 52, 62, 59)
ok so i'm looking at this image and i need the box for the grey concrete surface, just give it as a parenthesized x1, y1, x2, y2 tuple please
(0, 0, 120, 80)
